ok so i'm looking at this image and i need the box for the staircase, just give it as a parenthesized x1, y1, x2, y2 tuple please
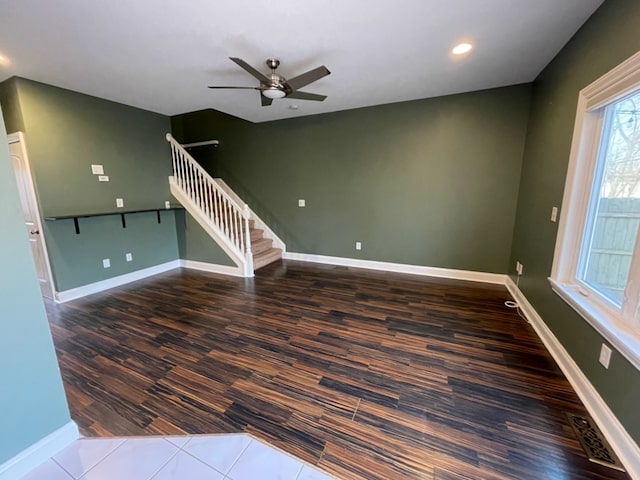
(166, 133, 283, 276)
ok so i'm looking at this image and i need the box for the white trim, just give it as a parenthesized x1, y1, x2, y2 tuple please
(506, 278, 640, 479)
(0, 421, 79, 480)
(549, 278, 640, 371)
(283, 252, 508, 285)
(180, 259, 244, 277)
(550, 48, 640, 372)
(215, 178, 286, 252)
(55, 260, 180, 303)
(7, 131, 55, 299)
(170, 179, 250, 276)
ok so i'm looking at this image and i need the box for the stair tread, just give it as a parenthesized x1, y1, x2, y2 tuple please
(253, 247, 282, 270)
(252, 237, 273, 254)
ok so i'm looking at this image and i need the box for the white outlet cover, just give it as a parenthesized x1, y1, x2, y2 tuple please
(98, 175, 109, 182)
(102, 258, 111, 268)
(355, 241, 362, 250)
(298, 199, 306, 207)
(165, 201, 171, 209)
(91, 164, 104, 175)
(125, 253, 133, 262)
(551, 206, 558, 222)
(599, 344, 612, 369)
(116, 198, 124, 208)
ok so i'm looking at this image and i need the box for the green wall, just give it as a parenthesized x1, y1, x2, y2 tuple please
(175, 210, 236, 266)
(173, 84, 531, 274)
(510, 0, 640, 442)
(0, 107, 71, 464)
(1, 78, 181, 291)
(0, 78, 24, 133)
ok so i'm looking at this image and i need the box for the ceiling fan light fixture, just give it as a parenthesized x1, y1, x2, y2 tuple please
(452, 42, 473, 55)
(263, 87, 286, 99)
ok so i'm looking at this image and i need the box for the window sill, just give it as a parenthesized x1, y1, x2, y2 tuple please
(548, 278, 640, 371)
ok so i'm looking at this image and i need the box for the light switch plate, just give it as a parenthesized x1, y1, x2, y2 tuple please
(355, 241, 362, 250)
(102, 258, 111, 268)
(98, 175, 109, 182)
(91, 164, 104, 175)
(165, 201, 171, 209)
(551, 206, 558, 222)
(116, 198, 124, 208)
(125, 253, 133, 262)
(599, 344, 612, 369)
(298, 199, 306, 207)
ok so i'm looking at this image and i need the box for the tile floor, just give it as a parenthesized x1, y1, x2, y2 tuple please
(21, 434, 337, 480)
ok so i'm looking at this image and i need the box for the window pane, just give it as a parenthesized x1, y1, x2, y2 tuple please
(579, 91, 640, 305)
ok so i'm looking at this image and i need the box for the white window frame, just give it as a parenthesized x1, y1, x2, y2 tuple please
(551, 50, 640, 371)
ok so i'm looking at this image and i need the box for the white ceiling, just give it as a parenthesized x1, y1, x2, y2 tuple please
(0, 0, 603, 123)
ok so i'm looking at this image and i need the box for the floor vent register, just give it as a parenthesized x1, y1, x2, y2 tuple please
(565, 412, 626, 472)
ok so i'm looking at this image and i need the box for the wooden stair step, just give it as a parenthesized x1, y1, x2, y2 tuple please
(252, 237, 273, 255)
(250, 227, 263, 242)
(253, 248, 282, 270)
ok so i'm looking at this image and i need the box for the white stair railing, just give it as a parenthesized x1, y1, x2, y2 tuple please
(166, 133, 253, 276)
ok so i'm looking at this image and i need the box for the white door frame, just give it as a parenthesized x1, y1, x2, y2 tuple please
(8, 131, 55, 298)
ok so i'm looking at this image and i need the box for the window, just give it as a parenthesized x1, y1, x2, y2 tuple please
(551, 51, 640, 371)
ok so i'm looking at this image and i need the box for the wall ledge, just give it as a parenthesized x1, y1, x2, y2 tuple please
(505, 277, 640, 479)
(0, 421, 79, 480)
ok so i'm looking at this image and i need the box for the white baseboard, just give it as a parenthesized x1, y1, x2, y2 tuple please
(283, 252, 508, 285)
(505, 277, 640, 479)
(0, 421, 79, 480)
(55, 260, 181, 303)
(181, 259, 244, 277)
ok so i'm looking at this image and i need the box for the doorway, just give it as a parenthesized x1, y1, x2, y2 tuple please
(8, 132, 54, 298)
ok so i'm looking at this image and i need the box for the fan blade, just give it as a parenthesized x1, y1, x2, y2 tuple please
(208, 86, 260, 90)
(229, 57, 271, 84)
(285, 66, 330, 91)
(287, 91, 327, 102)
(261, 94, 273, 107)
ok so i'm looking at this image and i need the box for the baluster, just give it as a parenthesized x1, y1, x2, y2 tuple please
(244, 205, 253, 272)
(178, 151, 184, 190)
(233, 208, 239, 249)
(213, 189, 220, 226)
(171, 145, 177, 180)
(238, 208, 245, 254)
(189, 162, 196, 199)
(205, 181, 212, 219)
(223, 198, 230, 238)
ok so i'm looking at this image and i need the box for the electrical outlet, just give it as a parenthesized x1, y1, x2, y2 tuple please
(125, 253, 133, 262)
(355, 241, 362, 250)
(599, 344, 612, 369)
(298, 199, 306, 207)
(102, 258, 111, 268)
(165, 200, 171, 209)
(98, 175, 109, 182)
(91, 164, 104, 175)
(551, 206, 558, 222)
(116, 198, 124, 208)
(516, 261, 523, 275)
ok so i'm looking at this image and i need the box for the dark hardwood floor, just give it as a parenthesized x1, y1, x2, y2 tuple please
(45, 261, 630, 479)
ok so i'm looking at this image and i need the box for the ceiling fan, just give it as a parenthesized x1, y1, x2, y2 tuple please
(209, 57, 330, 107)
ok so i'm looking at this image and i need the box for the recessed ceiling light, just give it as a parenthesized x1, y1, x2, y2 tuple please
(452, 43, 473, 55)
(289, 104, 299, 110)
